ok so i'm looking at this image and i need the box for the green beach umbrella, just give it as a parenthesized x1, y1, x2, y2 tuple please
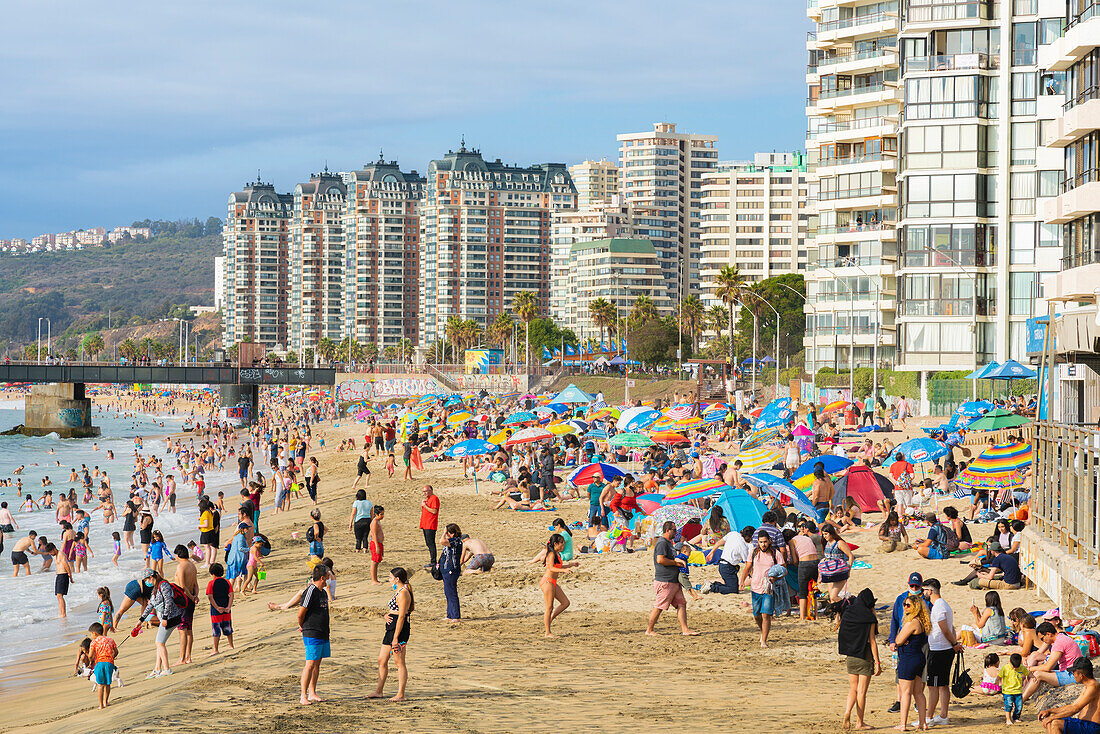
(608, 431, 654, 448)
(966, 408, 1029, 431)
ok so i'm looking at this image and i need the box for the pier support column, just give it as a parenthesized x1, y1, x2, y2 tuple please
(21, 383, 99, 438)
(220, 384, 259, 425)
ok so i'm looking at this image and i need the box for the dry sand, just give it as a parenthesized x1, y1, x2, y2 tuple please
(0, 417, 1052, 733)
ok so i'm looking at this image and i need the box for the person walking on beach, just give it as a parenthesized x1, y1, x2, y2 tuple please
(739, 529, 785, 648)
(922, 578, 961, 726)
(172, 545, 198, 665)
(419, 485, 439, 568)
(52, 543, 72, 618)
(297, 565, 330, 705)
(539, 533, 576, 637)
(370, 567, 413, 701)
(646, 521, 698, 637)
(838, 588, 882, 731)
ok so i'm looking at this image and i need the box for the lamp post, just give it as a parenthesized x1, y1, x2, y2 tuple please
(920, 243, 980, 399)
(736, 300, 759, 396)
(37, 317, 51, 364)
(817, 267, 856, 399)
(758, 299, 781, 398)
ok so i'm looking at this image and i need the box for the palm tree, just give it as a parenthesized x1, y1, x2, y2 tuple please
(511, 291, 539, 370)
(488, 313, 513, 350)
(630, 295, 659, 326)
(677, 295, 705, 353)
(382, 345, 398, 361)
(588, 297, 612, 347)
(81, 333, 104, 361)
(445, 316, 465, 361)
(705, 334, 731, 360)
(316, 337, 336, 364)
(461, 319, 482, 354)
(118, 338, 138, 361)
(705, 304, 727, 338)
(139, 337, 156, 361)
(714, 265, 747, 364)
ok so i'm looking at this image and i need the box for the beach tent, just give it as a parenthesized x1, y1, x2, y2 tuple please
(711, 488, 768, 531)
(552, 384, 595, 404)
(831, 464, 893, 512)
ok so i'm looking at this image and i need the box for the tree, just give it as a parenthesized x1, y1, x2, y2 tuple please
(714, 265, 747, 364)
(488, 313, 513, 351)
(511, 291, 539, 370)
(525, 318, 578, 362)
(704, 334, 730, 360)
(627, 320, 682, 367)
(118, 338, 138, 361)
(677, 295, 705, 353)
(303, 347, 315, 365)
(588, 297, 616, 347)
(81, 332, 104, 360)
(629, 295, 659, 326)
(139, 337, 156, 360)
(316, 337, 336, 364)
(705, 304, 727, 338)
(735, 274, 806, 367)
(285, 350, 299, 364)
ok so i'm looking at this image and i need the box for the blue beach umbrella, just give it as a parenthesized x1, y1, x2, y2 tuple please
(503, 411, 539, 425)
(886, 437, 949, 467)
(791, 455, 853, 481)
(618, 408, 661, 432)
(955, 400, 994, 417)
(742, 473, 821, 520)
(552, 384, 596, 404)
(445, 438, 498, 493)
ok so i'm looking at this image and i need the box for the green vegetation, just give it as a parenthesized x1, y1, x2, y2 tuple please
(0, 219, 220, 353)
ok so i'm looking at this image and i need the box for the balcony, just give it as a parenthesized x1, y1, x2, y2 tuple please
(1045, 262, 1100, 303)
(815, 84, 898, 111)
(817, 11, 899, 42)
(810, 115, 899, 145)
(816, 151, 898, 176)
(811, 48, 899, 76)
(904, 53, 998, 73)
(904, 1, 992, 25)
(1039, 10, 1100, 71)
(1045, 97, 1100, 148)
(1044, 180, 1100, 224)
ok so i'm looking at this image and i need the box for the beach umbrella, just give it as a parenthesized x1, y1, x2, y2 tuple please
(743, 473, 820, 520)
(446, 438, 498, 458)
(662, 477, 725, 504)
(820, 400, 849, 414)
(649, 415, 676, 430)
(617, 407, 661, 432)
(664, 403, 696, 419)
(740, 428, 779, 451)
(587, 406, 620, 421)
(503, 411, 539, 426)
(955, 400, 994, 417)
(702, 412, 725, 425)
(710, 488, 768, 531)
(650, 428, 688, 441)
(488, 428, 512, 445)
(753, 410, 794, 430)
(887, 437, 950, 467)
(444, 394, 466, 407)
(670, 416, 705, 431)
(446, 411, 474, 426)
(635, 493, 665, 515)
(645, 504, 707, 539)
(965, 362, 999, 380)
(504, 426, 554, 446)
(735, 445, 784, 471)
(547, 422, 577, 436)
(567, 462, 625, 487)
(551, 384, 596, 404)
(970, 442, 1033, 472)
(966, 409, 1029, 431)
(609, 432, 654, 448)
(791, 455, 853, 481)
(584, 428, 608, 440)
(792, 424, 814, 437)
(985, 360, 1037, 380)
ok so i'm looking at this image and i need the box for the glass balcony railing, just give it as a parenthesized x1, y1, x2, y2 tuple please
(811, 47, 899, 73)
(1063, 167, 1100, 193)
(1067, 1, 1100, 29)
(818, 151, 894, 167)
(818, 11, 898, 34)
(815, 221, 897, 235)
(904, 53, 998, 72)
(905, 1, 992, 23)
(819, 83, 889, 100)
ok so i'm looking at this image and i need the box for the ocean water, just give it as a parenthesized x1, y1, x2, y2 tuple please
(0, 400, 236, 669)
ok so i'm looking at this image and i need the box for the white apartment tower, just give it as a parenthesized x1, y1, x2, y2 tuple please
(569, 159, 620, 207)
(617, 123, 718, 302)
(289, 169, 346, 354)
(222, 178, 292, 350)
(700, 152, 812, 311)
(549, 199, 634, 323)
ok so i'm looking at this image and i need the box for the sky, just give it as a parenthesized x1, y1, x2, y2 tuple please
(0, 1, 810, 238)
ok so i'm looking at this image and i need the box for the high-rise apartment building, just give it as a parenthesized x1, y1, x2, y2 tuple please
(699, 153, 812, 311)
(419, 143, 577, 345)
(805, 0, 1063, 381)
(549, 199, 634, 322)
(222, 178, 292, 349)
(560, 238, 673, 341)
(805, 1, 901, 376)
(569, 159, 619, 207)
(289, 169, 346, 354)
(617, 123, 718, 302)
(343, 157, 425, 350)
(1040, 1, 1100, 422)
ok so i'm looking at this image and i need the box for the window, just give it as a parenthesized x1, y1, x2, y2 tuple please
(1010, 221, 1035, 265)
(905, 173, 989, 218)
(1013, 0, 1037, 15)
(1010, 272, 1037, 316)
(1011, 72, 1037, 116)
(1039, 170, 1061, 198)
(1012, 22, 1036, 66)
(1011, 122, 1036, 165)
(1011, 172, 1036, 216)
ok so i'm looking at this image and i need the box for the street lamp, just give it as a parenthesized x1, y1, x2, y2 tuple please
(777, 281, 812, 374)
(37, 317, 51, 364)
(920, 243, 980, 399)
(757, 299, 781, 398)
(816, 267, 856, 399)
(735, 300, 759, 396)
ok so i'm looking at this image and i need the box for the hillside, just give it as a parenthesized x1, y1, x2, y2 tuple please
(0, 223, 221, 352)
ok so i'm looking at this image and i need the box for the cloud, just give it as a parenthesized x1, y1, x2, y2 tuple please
(0, 0, 809, 236)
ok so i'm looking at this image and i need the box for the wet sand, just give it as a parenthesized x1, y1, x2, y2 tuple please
(0, 417, 1050, 733)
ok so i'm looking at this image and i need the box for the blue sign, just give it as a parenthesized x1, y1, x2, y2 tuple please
(1026, 315, 1055, 355)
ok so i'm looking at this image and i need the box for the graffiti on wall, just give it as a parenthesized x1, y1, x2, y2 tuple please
(449, 373, 524, 392)
(57, 407, 87, 427)
(337, 378, 442, 402)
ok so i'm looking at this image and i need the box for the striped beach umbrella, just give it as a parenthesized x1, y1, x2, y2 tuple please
(617, 407, 661, 432)
(968, 442, 1033, 473)
(504, 426, 554, 446)
(649, 431, 688, 444)
(740, 428, 779, 451)
(567, 462, 625, 487)
(608, 432, 654, 448)
(820, 400, 849, 414)
(662, 477, 725, 504)
(446, 411, 474, 426)
(664, 403, 696, 419)
(734, 446, 783, 471)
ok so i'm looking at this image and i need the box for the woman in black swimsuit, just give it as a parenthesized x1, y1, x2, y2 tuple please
(122, 501, 138, 550)
(139, 511, 154, 562)
(370, 567, 413, 701)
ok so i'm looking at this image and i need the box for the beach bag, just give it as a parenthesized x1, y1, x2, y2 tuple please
(818, 556, 850, 581)
(411, 446, 424, 471)
(951, 651, 973, 699)
(255, 533, 272, 557)
(896, 472, 912, 490)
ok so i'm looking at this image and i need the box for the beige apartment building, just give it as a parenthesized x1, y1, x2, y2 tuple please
(569, 158, 619, 207)
(549, 199, 634, 322)
(289, 169, 346, 354)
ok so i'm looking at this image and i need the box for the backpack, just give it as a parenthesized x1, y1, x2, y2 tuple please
(951, 651, 973, 698)
(939, 523, 960, 552)
(167, 582, 191, 611)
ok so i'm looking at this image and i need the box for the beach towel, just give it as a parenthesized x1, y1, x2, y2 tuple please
(516, 506, 556, 512)
(411, 447, 424, 471)
(852, 560, 872, 570)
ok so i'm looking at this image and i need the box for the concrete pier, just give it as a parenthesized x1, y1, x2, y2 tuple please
(20, 383, 100, 438)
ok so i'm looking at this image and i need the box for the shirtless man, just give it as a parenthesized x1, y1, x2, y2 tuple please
(10, 530, 37, 576)
(461, 536, 495, 575)
(52, 543, 72, 617)
(1039, 658, 1100, 734)
(172, 545, 199, 665)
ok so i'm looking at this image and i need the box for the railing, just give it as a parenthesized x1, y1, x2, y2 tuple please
(818, 152, 894, 167)
(1065, 84, 1100, 111)
(819, 186, 889, 201)
(905, 1, 992, 23)
(1067, 1, 1100, 30)
(815, 222, 897, 235)
(1063, 167, 1100, 193)
(904, 53, 997, 72)
(820, 83, 889, 100)
(1033, 423, 1100, 567)
(811, 47, 898, 73)
(818, 11, 897, 33)
(816, 116, 897, 134)
(1063, 248, 1100, 270)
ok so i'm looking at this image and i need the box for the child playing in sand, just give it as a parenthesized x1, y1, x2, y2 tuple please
(998, 652, 1028, 723)
(97, 587, 115, 632)
(385, 452, 395, 478)
(978, 652, 1002, 695)
(74, 637, 93, 679)
(88, 622, 119, 709)
(243, 536, 264, 594)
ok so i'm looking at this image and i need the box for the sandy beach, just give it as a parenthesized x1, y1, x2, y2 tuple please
(0, 415, 1052, 734)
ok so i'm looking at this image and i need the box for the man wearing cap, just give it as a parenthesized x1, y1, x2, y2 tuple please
(1038, 658, 1100, 734)
(922, 578, 962, 726)
(1024, 621, 1087, 704)
(965, 541, 1022, 590)
(886, 572, 931, 714)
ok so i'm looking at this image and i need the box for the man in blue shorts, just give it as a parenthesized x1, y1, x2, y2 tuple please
(297, 565, 329, 705)
(1039, 658, 1100, 734)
